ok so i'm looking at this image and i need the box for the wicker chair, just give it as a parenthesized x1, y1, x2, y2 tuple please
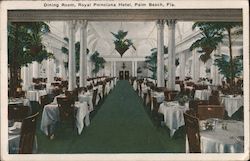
(184, 112, 201, 153)
(57, 97, 76, 130)
(152, 97, 164, 127)
(8, 105, 29, 122)
(19, 112, 39, 154)
(197, 104, 225, 120)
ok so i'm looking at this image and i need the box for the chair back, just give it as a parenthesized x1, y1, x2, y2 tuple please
(8, 105, 29, 121)
(57, 97, 75, 121)
(208, 95, 220, 105)
(183, 112, 201, 153)
(92, 89, 98, 106)
(152, 97, 160, 113)
(19, 112, 39, 154)
(102, 83, 106, 96)
(40, 94, 52, 109)
(164, 90, 178, 101)
(147, 89, 152, 107)
(189, 100, 209, 114)
(197, 104, 225, 120)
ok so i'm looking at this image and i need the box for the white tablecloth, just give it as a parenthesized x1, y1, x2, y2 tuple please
(175, 84, 180, 91)
(78, 93, 93, 111)
(186, 119, 244, 153)
(40, 95, 90, 135)
(133, 81, 137, 91)
(26, 90, 47, 103)
(221, 95, 244, 117)
(8, 98, 31, 107)
(158, 101, 189, 137)
(194, 90, 211, 100)
(151, 92, 165, 110)
(98, 85, 103, 99)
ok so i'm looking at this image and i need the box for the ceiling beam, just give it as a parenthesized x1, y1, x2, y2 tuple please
(8, 9, 242, 22)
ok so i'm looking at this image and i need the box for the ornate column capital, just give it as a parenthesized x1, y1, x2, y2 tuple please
(156, 19, 165, 29)
(78, 20, 88, 29)
(67, 20, 77, 32)
(166, 19, 177, 27)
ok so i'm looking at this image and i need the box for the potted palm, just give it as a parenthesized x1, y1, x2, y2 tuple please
(111, 30, 136, 57)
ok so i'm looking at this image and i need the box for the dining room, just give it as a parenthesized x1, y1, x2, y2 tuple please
(1, 3, 249, 161)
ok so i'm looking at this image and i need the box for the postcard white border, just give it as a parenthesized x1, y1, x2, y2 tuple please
(1, 0, 249, 161)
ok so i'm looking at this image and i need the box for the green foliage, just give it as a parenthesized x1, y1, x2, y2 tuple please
(61, 37, 89, 72)
(111, 30, 136, 57)
(214, 54, 243, 79)
(90, 51, 106, 75)
(8, 22, 52, 67)
(190, 22, 224, 63)
(190, 22, 242, 63)
(145, 46, 168, 79)
(175, 58, 179, 66)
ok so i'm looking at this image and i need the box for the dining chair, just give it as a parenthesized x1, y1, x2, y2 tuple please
(40, 94, 52, 109)
(57, 97, 76, 130)
(147, 89, 152, 108)
(143, 92, 147, 106)
(208, 95, 220, 105)
(19, 112, 39, 154)
(189, 100, 209, 114)
(92, 89, 98, 107)
(152, 97, 164, 127)
(197, 104, 225, 120)
(102, 82, 106, 97)
(183, 112, 201, 153)
(8, 104, 29, 121)
(164, 90, 179, 101)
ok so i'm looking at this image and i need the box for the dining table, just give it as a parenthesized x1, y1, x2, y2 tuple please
(78, 92, 93, 112)
(220, 95, 244, 117)
(158, 101, 189, 137)
(186, 118, 244, 153)
(194, 89, 211, 100)
(8, 98, 32, 115)
(26, 89, 47, 103)
(40, 94, 90, 135)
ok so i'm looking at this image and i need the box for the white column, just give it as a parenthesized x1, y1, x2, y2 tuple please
(113, 61, 117, 77)
(32, 61, 39, 78)
(46, 58, 54, 87)
(28, 63, 33, 86)
(22, 66, 29, 90)
(134, 61, 138, 77)
(179, 52, 186, 81)
(59, 62, 66, 80)
(132, 61, 135, 77)
(79, 20, 88, 87)
(156, 20, 165, 87)
(211, 45, 221, 85)
(191, 49, 200, 82)
(166, 19, 176, 90)
(68, 21, 77, 91)
(110, 61, 113, 77)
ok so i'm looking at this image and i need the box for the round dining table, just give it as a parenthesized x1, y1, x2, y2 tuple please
(186, 119, 244, 153)
(158, 101, 189, 137)
(220, 95, 244, 117)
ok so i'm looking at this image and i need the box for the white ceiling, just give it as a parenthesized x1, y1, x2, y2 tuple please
(47, 21, 195, 58)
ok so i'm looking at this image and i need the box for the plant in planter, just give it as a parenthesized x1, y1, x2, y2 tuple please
(111, 30, 136, 57)
(90, 51, 106, 76)
(214, 54, 243, 86)
(8, 22, 52, 97)
(175, 92, 192, 106)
